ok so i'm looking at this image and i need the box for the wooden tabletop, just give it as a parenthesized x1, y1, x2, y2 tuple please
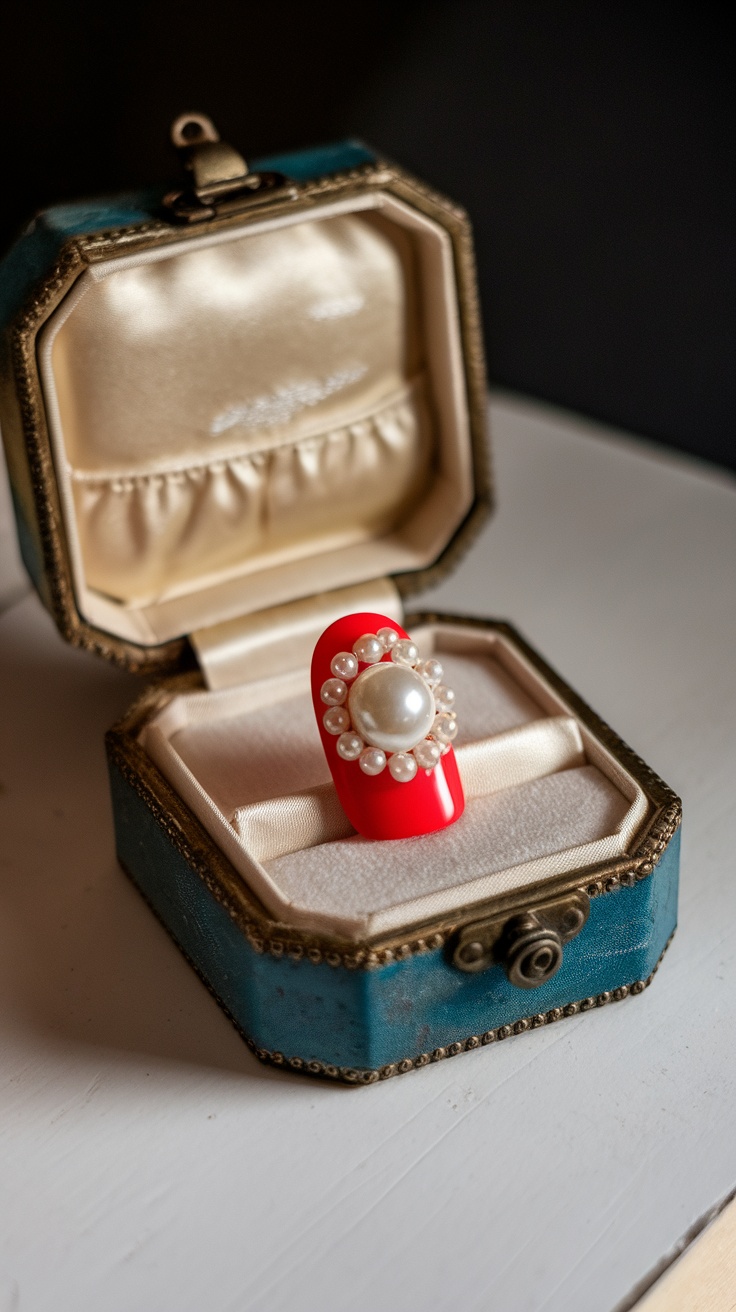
(1, 393, 734, 1312)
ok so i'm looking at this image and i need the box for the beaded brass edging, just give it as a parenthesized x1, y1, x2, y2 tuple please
(119, 825, 675, 1089)
(245, 930, 676, 1085)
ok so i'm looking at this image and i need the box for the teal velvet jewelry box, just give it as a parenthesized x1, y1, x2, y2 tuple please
(0, 115, 681, 1083)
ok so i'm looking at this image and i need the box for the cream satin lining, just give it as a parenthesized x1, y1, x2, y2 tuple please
(264, 769, 642, 930)
(69, 378, 431, 606)
(230, 716, 586, 859)
(53, 210, 420, 472)
(141, 626, 650, 940)
(38, 193, 475, 644)
(191, 578, 403, 689)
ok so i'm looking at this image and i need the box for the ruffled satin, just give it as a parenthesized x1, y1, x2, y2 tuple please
(70, 379, 431, 604)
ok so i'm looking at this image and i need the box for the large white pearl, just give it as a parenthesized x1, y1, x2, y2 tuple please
(348, 663, 435, 753)
(388, 752, 417, 783)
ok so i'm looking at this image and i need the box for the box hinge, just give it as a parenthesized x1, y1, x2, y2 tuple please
(164, 112, 297, 223)
(452, 891, 590, 988)
(191, 578, 404, 691)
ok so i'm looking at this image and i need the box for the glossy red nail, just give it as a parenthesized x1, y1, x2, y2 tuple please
(312, 611, 465, 840)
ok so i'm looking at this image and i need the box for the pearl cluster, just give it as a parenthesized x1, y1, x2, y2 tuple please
(320, 627, 458, 783)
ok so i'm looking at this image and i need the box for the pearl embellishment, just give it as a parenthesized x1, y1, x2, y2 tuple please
(377, 626, 399, 651)
(323, 706, 350, 735)
(434, 685, 456, 713)
(337, 731, 364, 761)
(321, 631, 459, 784)
(352, 633, 384, 664)
(433, 711, 458, 745)
(331, 651, 358, 681)
(348, 663, 436, 754)
(388, 752, 417, 783)
(418, 658, 443, 688)
(391, 638, 419, 667)
(320, 678, 347, 706)
(413, 738, 442, 770)
(359, 747, 387, 775)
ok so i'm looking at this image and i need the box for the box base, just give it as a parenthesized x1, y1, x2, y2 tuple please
(110, 742, 680, 1084)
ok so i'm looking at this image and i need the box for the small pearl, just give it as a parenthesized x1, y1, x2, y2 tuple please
(349, 663, 436, 753)
(353, 633, 384, 664)
(413, 739, 441, 770)
(433, 711, 458, 745)
(391, 638, 418, 667)
(359, 747, 387, 775)
(434, 685, 456, 713)
(388, 752, 417, 783)
(323, 706, 350, 735)
(377, 626, 399, 651)
(321, 678, 347, 706)
(331, 651, 358, 681)
(337, 731, 363, 761)
(418, 657, 443, 688)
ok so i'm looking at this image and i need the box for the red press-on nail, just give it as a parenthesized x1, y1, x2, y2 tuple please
(311, 612, 465, 840)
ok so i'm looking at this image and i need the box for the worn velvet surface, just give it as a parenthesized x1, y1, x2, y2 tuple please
(109, 756, 679, 1072)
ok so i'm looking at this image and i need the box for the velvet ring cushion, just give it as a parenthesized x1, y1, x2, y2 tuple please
(46, 210, 434, 608)
(312, 612, 465, 840)
(141, 621, 649, 940)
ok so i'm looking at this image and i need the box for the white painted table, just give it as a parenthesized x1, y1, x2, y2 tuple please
(1, 395, 734, 1312)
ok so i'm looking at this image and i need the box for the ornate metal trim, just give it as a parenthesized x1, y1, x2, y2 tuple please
(114, 847, 676, 1086)
(242, 930, 676, 1085)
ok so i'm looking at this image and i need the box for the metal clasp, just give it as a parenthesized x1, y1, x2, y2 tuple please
(452, 891, 590, 988)
(164, 112, 296, 223)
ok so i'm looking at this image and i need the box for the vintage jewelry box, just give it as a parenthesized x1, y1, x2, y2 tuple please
(0, 115, 681, 1083)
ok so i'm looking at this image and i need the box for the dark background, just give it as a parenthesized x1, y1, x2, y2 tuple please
(1, 0, 733, 469)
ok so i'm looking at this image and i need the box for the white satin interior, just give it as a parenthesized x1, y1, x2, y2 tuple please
(38, 194, 474, 646)
(141, 623, 649, 939)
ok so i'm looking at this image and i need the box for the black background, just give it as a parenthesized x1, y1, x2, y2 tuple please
(1, 0, 733, 469)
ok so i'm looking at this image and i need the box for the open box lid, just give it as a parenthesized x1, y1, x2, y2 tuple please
(0, 115, 491, 678)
